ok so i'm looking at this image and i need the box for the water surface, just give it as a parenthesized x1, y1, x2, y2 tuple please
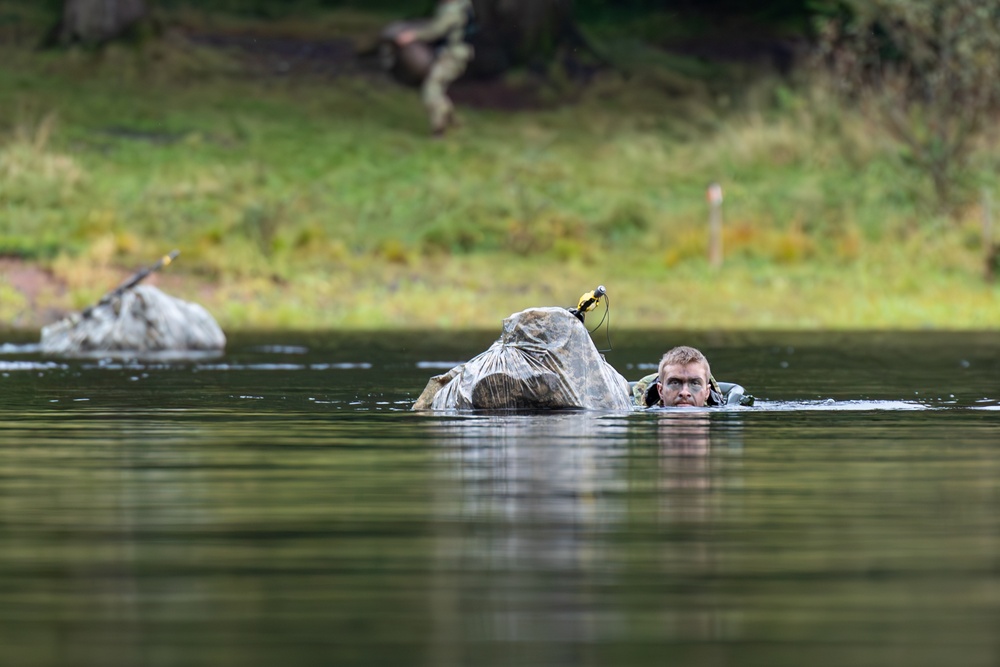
(1, 330, 999, 667)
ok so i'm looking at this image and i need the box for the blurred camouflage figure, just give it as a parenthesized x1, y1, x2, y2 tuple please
(395, 0, 475, 137)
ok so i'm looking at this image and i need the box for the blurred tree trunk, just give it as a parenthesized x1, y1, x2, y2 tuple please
(484, 0, 574, 57)
(472, 0, 584, 75)
(51, 0, 148, 46)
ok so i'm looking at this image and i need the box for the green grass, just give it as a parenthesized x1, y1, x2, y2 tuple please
(1, 5, 998, 331)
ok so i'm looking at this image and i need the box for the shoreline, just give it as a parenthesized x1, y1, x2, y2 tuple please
(3, 255, 998, 333)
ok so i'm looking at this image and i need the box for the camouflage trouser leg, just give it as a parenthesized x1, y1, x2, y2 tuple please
(422, 51, 467, 132)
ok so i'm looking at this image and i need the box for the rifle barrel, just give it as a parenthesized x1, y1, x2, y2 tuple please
(81, 250, 180, 319)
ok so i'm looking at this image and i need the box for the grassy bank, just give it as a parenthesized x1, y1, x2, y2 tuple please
(1, 4, 998, 331)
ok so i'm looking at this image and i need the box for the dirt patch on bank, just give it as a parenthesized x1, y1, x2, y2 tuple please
(182, 29, 552, 111)
(0, 258, 70, 328)
(186, 32, 365, 79)
(0, 259, 64, 303)
(0, 256, 224, 330)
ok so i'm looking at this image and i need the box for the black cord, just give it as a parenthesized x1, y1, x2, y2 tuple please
(592, 294, 613, 352)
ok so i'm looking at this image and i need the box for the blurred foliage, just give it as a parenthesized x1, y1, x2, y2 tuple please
(815, 0, 1000, 209)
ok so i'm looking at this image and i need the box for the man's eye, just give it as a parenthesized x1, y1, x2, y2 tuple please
(666, 379, 704, 390)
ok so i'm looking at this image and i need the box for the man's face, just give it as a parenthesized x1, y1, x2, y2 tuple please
(658, 362, 711, 407)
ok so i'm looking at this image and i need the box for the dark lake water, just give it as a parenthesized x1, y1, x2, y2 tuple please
(1, 329, 999, 667)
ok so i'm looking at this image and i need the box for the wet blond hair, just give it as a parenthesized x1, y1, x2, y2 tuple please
(658, 346, 711, 381)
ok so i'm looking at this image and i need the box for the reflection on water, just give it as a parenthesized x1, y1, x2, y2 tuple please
(0, 330, 999, 667)
(430, 412, 752, 664)
(428, 414, 627, 656)
(422, 411, 748, 662)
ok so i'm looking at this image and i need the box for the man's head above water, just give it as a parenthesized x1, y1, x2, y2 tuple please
(657, 346, 712, 407)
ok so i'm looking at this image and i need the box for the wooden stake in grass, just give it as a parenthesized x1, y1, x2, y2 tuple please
(983, 187, 996, 283)
(707, 182, 723, 269)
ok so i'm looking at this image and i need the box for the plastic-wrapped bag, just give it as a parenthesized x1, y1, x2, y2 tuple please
(40, 285, 225, 357)
(413, 307, 632, 410)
